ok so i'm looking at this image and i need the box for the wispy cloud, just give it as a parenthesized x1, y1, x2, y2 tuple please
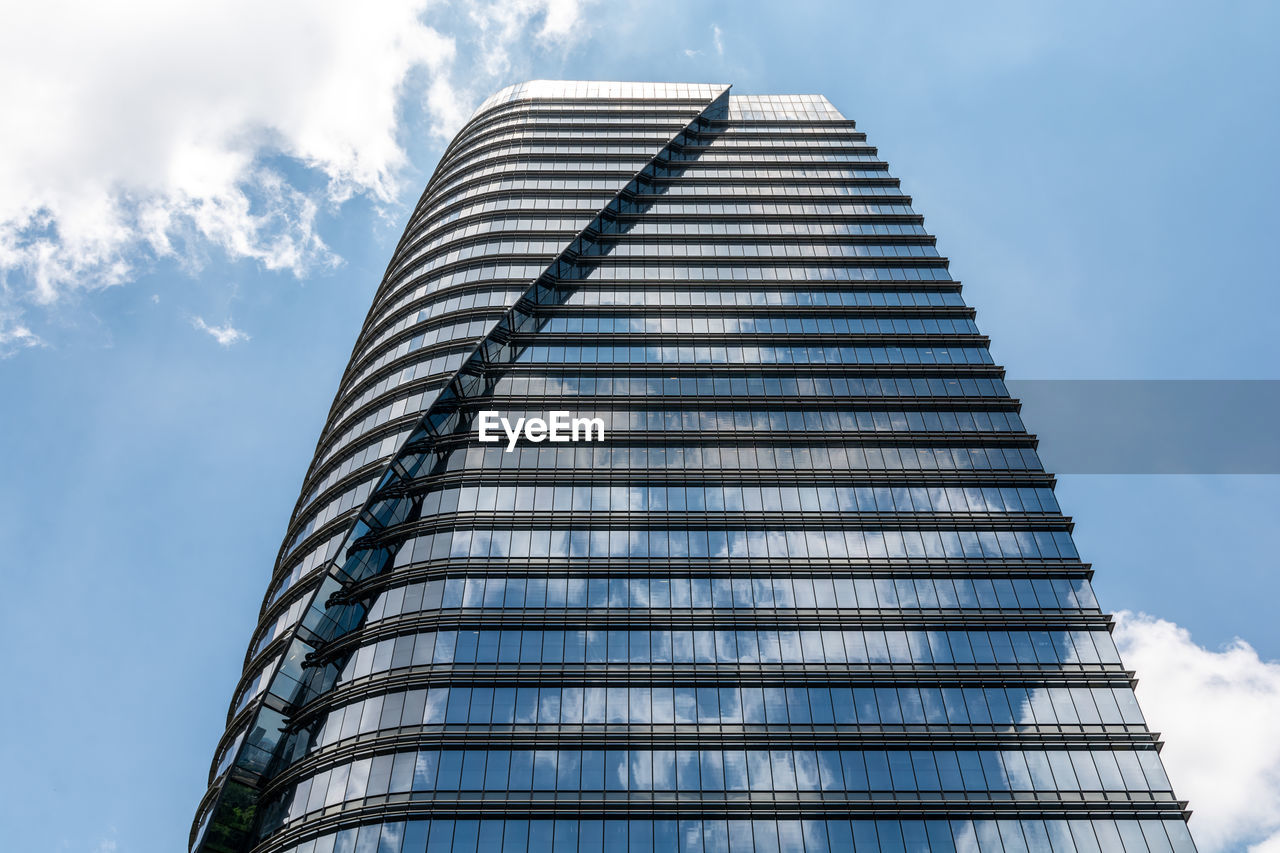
(0, 315, 43, 357)
(1114, 612, 1280, 852)
(681, 24, 723, 61)
(90, 826, 119, 853)
(190, 316, 250, 347)
(0, 0, 595, 351)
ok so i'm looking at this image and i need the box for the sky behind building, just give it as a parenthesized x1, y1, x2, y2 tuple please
(0, 3, 1277, 853)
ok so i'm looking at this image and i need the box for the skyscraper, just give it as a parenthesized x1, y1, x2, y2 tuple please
(191, 81, 1195, 853)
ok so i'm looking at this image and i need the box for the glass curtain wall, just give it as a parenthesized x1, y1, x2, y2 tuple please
(190, 82, 1194, 853)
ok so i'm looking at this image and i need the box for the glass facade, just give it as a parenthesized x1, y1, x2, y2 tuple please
(190, 81, 1194, 853)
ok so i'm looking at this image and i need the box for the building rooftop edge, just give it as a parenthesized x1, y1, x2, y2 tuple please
(469, 80, 845, 122)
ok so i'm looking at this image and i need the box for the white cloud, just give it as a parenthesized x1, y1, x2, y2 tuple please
(680, 23, 723, 62)
(0, 315, 43, 357)
(1114, 611, 1280, 853)
(191, 316, 250, 347)
(0, 0, 593, 349)
(459, 0, 591, 99)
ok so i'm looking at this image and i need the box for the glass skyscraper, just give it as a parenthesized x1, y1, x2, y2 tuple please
(191, 81, 1195, 853)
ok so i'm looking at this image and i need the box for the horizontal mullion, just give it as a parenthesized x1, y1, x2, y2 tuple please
(357, 611, 1110, 635)
(507, 334, 988, 348)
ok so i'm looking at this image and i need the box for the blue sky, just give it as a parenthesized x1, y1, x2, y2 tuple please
(0, 3, 1277, 852)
